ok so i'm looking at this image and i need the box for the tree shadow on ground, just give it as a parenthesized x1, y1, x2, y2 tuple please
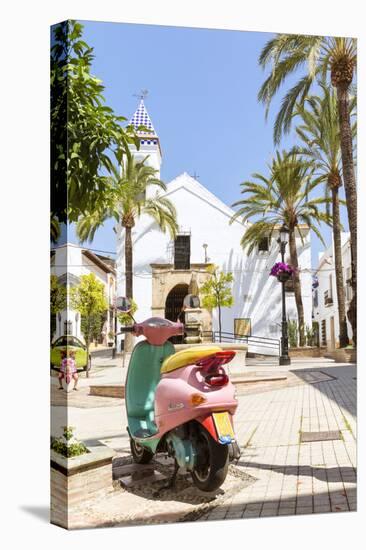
(235, 460, 357, 483)
(290, 364, 357, 417)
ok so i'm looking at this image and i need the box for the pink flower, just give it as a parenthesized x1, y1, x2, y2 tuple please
(270, 262, 296, 277)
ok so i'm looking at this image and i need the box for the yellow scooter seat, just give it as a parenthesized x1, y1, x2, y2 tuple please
(161, 346, 222, 374)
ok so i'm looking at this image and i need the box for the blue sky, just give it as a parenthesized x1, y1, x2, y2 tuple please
(68, 20, 349, 266)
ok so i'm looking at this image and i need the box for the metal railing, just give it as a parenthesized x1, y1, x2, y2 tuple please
(202, 331, 280, 356)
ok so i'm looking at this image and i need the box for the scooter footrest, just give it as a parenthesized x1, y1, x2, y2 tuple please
(133, 428, 156, 439)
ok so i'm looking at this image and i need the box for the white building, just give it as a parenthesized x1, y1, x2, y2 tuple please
(116, 101, 313, 351)
(51, 243, 116, 344)
(313, 232, 353, 349)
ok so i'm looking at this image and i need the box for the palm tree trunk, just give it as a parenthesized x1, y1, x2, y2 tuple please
(288, 229, 305, 346)
(124, 225, 134, 352)
(336, 85, 357, 345)
(125, 226, 133, 299)
(331, 185, 349, 348)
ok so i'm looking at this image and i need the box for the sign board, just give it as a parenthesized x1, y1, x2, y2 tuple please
(234, 318, 251, 336)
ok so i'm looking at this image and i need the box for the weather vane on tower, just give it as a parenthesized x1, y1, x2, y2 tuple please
(133, 89, 149, 101)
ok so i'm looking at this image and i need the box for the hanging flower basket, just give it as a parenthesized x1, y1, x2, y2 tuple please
(270, 262, 296, 283)
(277, 271, 291, 283)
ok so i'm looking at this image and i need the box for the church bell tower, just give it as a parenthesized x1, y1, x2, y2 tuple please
(128, 98, 162, 178)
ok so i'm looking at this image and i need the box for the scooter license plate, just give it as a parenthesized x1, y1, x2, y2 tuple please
(213, 412, 235, 443)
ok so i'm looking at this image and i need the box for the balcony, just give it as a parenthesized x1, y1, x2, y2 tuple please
(324, 290, 333, 307)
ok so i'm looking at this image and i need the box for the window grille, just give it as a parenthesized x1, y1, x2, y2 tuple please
(174, 235, 191, 270)
(258, 237, 270, 252)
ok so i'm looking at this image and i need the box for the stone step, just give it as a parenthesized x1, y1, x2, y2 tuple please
(89, 384, 125, 398)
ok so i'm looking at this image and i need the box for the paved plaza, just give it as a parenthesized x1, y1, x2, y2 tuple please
(51, 356, 357, 527)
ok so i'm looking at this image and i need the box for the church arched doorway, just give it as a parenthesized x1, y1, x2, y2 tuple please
(165, 284, 189, 322)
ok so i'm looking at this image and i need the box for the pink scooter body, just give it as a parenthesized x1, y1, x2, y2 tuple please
(126, 317, 238, 443)
(154, 364, 238, 440)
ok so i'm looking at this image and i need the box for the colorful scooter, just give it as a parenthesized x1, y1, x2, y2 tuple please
(119, 298, 241, 492)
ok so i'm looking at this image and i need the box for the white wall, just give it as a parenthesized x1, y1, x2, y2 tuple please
(51, 244, 115, 343)
(313, 233, 353, 348)
(116, 173, 312, 344)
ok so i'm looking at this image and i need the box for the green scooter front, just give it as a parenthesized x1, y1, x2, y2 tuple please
(125, 339, 175, 455)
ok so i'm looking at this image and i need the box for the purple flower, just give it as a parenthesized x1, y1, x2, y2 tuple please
(270, 262, 296, 277)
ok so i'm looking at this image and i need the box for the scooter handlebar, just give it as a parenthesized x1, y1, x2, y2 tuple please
(118, 326, 135, 333)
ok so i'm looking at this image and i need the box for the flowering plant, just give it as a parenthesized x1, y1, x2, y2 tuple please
(270, 262, 296, 277)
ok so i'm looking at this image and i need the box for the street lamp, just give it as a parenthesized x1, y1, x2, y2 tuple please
(203, 243, 209, 263)
(277, 225, 291, 366)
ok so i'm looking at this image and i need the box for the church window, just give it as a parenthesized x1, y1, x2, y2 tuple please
(174, 235, 191, 270)
(258, 237, 270, 252)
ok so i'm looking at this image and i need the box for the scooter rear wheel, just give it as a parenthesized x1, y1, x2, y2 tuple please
(191, 424, 229, 492)
(130, 438, 153, 464)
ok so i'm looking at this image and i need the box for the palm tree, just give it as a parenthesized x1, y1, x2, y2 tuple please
(231, 151, 330, 346)
(77, 155, 178, 302)
(258, 35, 357, 341)
(50, 215, 61, 243)
(293, 86, 356, 347)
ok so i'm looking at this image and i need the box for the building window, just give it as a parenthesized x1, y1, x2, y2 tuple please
(324, 289, 333, 306)
(234, 318, 251, 337)
(313, 290, 318, 308)
(258, 237, 270, 252)
(329, 274, 333, 299)
(64, 320, 72, 335)
(321, 319, 326, 346)
(174, 235, 191, 270)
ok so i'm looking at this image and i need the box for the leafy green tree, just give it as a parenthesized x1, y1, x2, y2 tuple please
(199, 265, 234, 341)
(70, 273, 108, 372)
(50, 275, 67, 340)
(231, 151, 330, 346)
(76, 156, 178, 301)
(288, 320, 299, 348)
(258, 35, 357, 340)
(293, 86, 356, 346)
(50, 275, 67, 314)
(51, 20, 138, 224)
(117, 299, 138, 327)
(50, 216, 61, 244)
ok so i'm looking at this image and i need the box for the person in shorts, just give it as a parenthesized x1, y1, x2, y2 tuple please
(58, 349, 79, 391)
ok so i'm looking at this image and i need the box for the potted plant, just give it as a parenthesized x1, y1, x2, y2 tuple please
(270, 262, 296, 283)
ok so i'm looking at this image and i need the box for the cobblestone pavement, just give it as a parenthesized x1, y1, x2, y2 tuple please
(62, 361, 356, 527)
(201, 364, 356, 521)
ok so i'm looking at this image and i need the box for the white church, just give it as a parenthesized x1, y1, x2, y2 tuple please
(116, 100, 312, 349)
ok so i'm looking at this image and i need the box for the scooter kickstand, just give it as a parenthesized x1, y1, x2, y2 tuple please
(153, 460, 180, 497)
(167, 460, 180, 489)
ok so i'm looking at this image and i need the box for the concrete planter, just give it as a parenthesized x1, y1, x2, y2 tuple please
(51, 445, 116, 529)
(289, 346, 326, 358)
(324, 348, 356, 363)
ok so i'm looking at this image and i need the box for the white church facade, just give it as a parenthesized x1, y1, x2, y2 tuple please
(116, 101, 313, 347)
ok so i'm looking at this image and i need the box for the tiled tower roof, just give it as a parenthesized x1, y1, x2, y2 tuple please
(129, 99, 157, 136)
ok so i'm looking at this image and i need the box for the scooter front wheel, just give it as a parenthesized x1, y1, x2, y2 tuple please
(191, 424, 229, 492)
(130, 438, 153, 464)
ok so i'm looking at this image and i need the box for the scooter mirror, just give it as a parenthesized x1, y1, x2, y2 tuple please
(116, 296, 132, 313)
(183, 294, 200, 308)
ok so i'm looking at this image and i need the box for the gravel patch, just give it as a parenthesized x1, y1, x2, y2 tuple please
(69, 454, 256, 528)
